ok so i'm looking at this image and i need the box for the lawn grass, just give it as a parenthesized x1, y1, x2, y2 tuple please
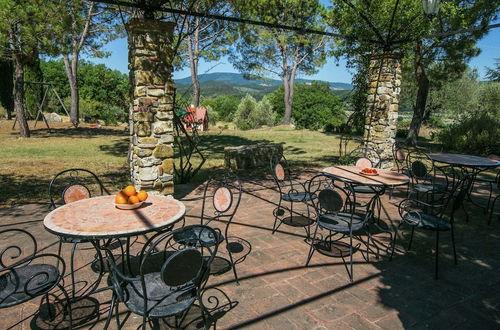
(0, 120, 362, 206)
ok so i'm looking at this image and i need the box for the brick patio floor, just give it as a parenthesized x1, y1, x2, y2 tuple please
(0, 174, 499, 329)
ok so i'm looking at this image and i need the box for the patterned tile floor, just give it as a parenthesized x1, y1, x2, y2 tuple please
(0, 175, 499, 329)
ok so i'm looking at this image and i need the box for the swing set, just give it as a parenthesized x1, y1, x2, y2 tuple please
(12, 81, 70, 132)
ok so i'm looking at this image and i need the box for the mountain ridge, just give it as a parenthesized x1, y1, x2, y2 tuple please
(174, 72, 353, 90)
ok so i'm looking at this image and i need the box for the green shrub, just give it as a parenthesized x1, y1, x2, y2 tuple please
(205, 105, 218, 125)
(438, 82, 500, 155)
(0, 105, 7, 119)
(202, 95, 240, 122)
(233, 94, 277, 130)
(78, 98, 127, 125)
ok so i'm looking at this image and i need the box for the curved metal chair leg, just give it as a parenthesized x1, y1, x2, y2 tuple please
(349, 232, 353, 282)
(488, 195, 500, 225)
(450, 224, 457, 265)
(103, 294, 116, 330)
(305, 222, 320, 266)
(70, 243, 78, 298)
(390, 221, 405, 260)
(408, 227, 415, 251)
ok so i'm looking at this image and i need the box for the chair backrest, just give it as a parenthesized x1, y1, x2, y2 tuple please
(0, 229, 37, 270)
(406, 151, 433, 184)
(349, 146, 381, 168)
(200, 171, 242, 238)
(308, 174, 355, 216)
(104, 225, 219, 314)
(270, 153, 292, 184)
(48, 168, 108, 208)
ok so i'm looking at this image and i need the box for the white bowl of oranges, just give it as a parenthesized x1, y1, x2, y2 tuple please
(115, 185, 148, 210)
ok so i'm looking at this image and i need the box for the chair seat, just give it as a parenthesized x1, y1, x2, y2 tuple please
(173, 227, 224, 248)
(123, 272, 196, 318)
(283, 192, 316, 202)
(60, 236, 90, 244)
(413, 183, 447, 193)
(0, 264, 59, 308)
(318, 213, 366, 233)
(403, 212, 451, 231)
(352, 185, 375, 194)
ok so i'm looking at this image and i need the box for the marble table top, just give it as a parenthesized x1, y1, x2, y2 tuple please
(44, 195, 185, 239)
(322, 165, 410, 187)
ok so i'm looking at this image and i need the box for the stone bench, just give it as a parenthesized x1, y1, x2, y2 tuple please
(224, 143, 283, 170)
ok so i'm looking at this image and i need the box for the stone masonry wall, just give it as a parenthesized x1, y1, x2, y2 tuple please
(225, 144, 284, 170)
(364, 53, 402, 169)
(127, 19, 175, 195)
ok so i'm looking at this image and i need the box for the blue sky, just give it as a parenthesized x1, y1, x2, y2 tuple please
(86, 22, 500, 83)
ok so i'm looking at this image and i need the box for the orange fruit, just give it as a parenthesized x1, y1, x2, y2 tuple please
(128, 195, 140, 204)
(137, 190, 148, 202)
(123, 185, 136, 197)
(115, 192, 128, 204)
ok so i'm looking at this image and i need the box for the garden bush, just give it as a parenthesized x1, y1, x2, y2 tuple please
(233, 94, 277, 130)
(438, 82, 500, 155)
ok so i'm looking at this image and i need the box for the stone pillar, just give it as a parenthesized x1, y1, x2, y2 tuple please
(127, 18, 175, 195)
(364, 52, 402, 169)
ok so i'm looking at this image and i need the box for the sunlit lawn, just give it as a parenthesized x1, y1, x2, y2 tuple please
(0, 120, 360, 206)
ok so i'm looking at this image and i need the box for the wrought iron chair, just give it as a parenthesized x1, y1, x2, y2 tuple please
(305, 174, 374, 282)
(473, 155, 500, 221)
(48, 168, 109, 298)
(348, 145, 381, 169)
(103, 225, 225, 329)
(269, 153, 316, 237)
(390, 175, 473, 279)
(0, 229, 72, 328)
(346, 146, 383, 202)
(392, 142, 409, 173)
(174, 171, 249, 285)
(406, 151, 450, 200)
(486, 171, 500, 225)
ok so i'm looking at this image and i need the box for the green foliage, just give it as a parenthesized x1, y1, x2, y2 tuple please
(41, 59, 128, 122)
(0, 105, 7, 119)
(438, 82, 500, 155)
(41, 59, 128, 106)
(204, 105, 218, 125)
(0, 59, 13, 117)
(202, 95, 240, 121)
(74, 97, 126, 126)
(233, 94, 277, 130)
(24, 56, 44, 118)
(269, 81, 346, 130)
(485, 58, 500, 82)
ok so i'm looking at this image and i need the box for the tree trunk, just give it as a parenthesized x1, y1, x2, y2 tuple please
(63, 54, 79, 127)
(283, 73, 293, 125)
(188, 19, 201, 107)
(13, 57, 30, 137)
(406, 41, 429, 147)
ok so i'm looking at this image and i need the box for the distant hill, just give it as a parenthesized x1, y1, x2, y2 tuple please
(174, 72, 353, 99)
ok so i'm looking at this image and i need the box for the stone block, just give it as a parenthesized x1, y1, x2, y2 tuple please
(135, 122, 151, 137)
(155, 111, 173, 121)
(153, 145, 174, 159)
(224, 143, 283, 170)
(134, 86, 147, 97)
(158, 104, 174, 112)
(139, 97, 157, 106)
(158, 135, 174, 144)
(153, 121, 173, 134)
(133, 112, 154, 122)
(161, 158, 174, 174)
(148, 89, 164, 97)
(134, 147, 152, 157)
(138, 167, 158, 181)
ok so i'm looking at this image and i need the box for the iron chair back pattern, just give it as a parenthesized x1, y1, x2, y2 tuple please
(269, 153, 316, 237)
(48, 168, 109, 299)
(392, 142, 409, 173)
(391, 175, 473, 279)
(0, 229, 72, 328)
(348, 145, 382, 169)
(102, 225, 222, 329)
(406, 151, 452, 200)
(48, 168, 109, 209)
(197, 171, 250, 284)
(306, 174, 375, 282)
